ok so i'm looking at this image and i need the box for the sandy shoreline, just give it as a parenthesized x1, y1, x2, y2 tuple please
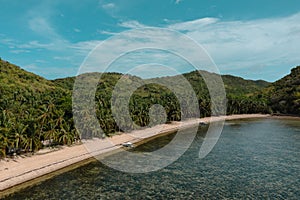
(0, 114, 295, 195)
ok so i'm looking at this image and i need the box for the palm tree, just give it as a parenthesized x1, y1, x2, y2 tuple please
(44, 127, 58, 147)
(58, 130, 72, 145)
(12, 122, 28, 150)
(0, 110, 15, 156)
(0, 130, 11, 157)
(24, 133, 42, 153)
(38, 101, 56, 137)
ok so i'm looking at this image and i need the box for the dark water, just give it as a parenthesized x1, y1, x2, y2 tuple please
(5, 119, 300, 199)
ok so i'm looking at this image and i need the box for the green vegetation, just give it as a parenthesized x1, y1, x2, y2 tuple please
(0, 60, 78, 157)
(265, 66, 300, 115)
(182, 70, 271, 115)
(0, 58, 299, 157)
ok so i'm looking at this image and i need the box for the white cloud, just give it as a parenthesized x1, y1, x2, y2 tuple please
(26, 16, 71, 52)
(0, 38, 18, 48)
(102, 3, 115, 10)
(77, 28, 218, 78)
(97, 30, 118, 35)
(80, 13, 300, 80)
(71, 40, 101, 50)
(18, 40, 54, 49)
(167, 13, 300, 79)
(10, 49, 31, 54)
(99, 1, 119, 18)
(118, 20, 148, 29)
(168, 17, 219, 31)
(53, 56, 73, 61)
(29, 17, 57, 37)
(25, 14, 98, 55)
(0, 36, 55, 51)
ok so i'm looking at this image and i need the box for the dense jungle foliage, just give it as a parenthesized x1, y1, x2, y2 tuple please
(0, 58, 298, 157)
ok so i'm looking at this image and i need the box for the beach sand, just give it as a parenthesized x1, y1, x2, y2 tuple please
(0, 114, 271, 194)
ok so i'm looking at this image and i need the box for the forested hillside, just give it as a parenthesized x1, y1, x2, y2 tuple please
(0, 60, 77, 157)
(0, 58, 298, 157)
(266, 66, 300, 115)
(183, 71, 270, 115)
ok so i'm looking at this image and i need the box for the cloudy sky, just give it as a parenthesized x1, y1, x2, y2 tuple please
(1, 0, 300, 81)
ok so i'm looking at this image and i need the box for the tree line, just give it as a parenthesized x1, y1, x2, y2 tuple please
(1, 60, 298, 157)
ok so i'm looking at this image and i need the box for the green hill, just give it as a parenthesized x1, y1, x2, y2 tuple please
(148, 70, 270, 116)
(0, 60, 70, 113)
(50, 67, 273, 128)
(266, 66, 300, 115)
(0, 60, 76, 157)
(221, 74, 269, 96)
(0, 60, 59, 94)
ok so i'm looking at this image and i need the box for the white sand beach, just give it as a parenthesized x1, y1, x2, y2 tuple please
(0, 114, 271, 193)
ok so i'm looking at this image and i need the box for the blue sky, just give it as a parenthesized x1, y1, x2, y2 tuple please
(1, 0, 300, 81)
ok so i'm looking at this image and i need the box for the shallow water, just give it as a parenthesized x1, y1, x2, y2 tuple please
(5, 119, 300, 199)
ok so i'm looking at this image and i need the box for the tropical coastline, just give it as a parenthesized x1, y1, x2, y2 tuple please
(1, 1, 300, 198)
(0, 114, 275, 195)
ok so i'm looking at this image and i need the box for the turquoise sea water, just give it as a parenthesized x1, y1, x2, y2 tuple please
(5, 118, 300, 199)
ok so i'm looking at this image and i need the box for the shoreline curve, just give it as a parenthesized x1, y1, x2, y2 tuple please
(1, 114, 298, 197)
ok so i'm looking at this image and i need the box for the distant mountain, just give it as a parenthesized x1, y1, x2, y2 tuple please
(52, 70, 270, 97)
(221, 74, 270, 97)
(53, 70, 271, 120)
(147, 70, 271, 116)
(184, 70, 270, 96)
(266, 66, 300, 115)
(51, 77, 75, 91)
